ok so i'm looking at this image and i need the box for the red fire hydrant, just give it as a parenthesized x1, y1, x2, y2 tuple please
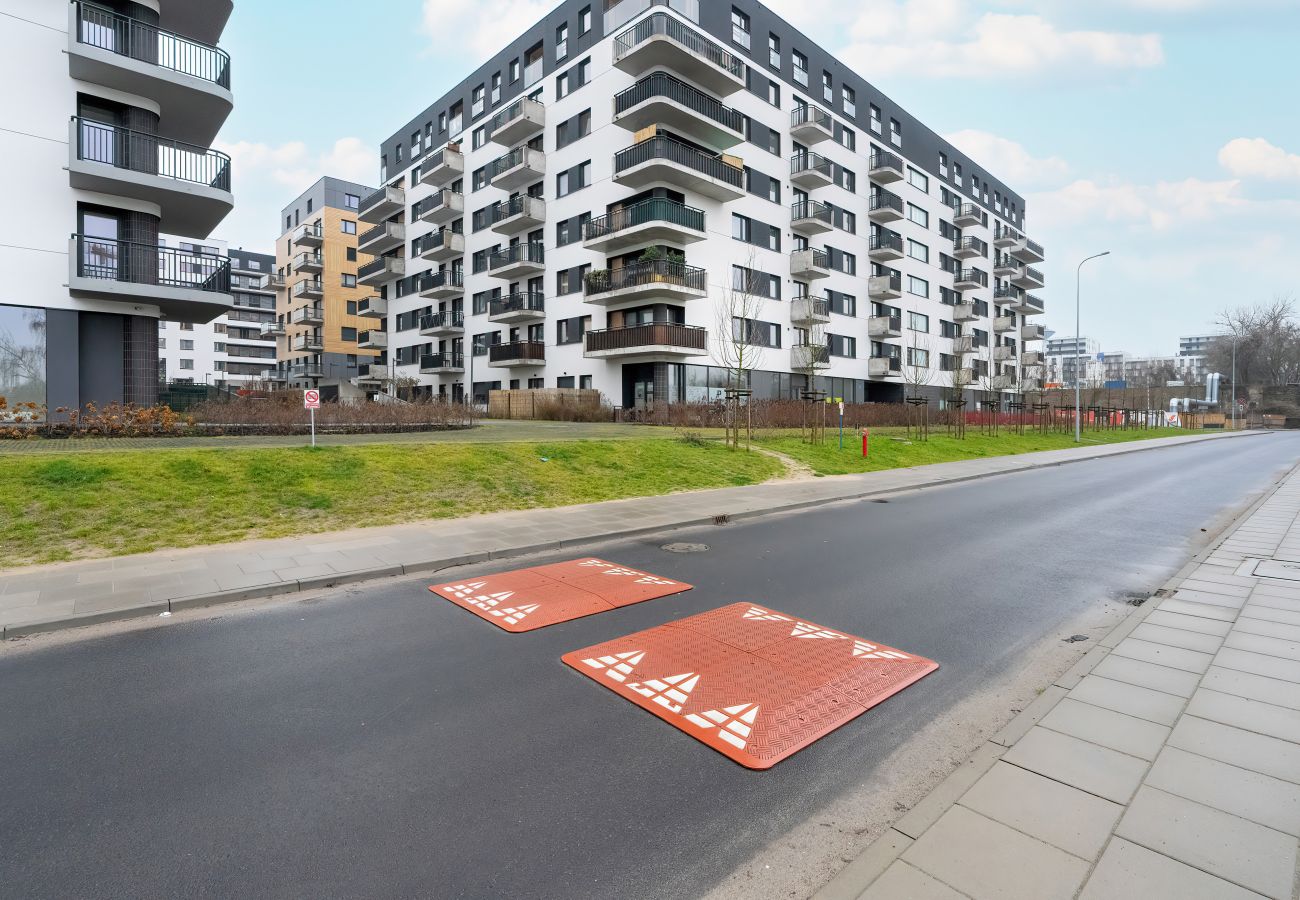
(862, 429, 870, 457)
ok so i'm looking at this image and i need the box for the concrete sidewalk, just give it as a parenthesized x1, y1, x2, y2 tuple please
(816, 444, 1300, 899)
(0, 430, 1262, 640)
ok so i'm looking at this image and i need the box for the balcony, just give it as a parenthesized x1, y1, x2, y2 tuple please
(357, 296, 387, 319)
(1013, 293, 1045, 316)
(993, 225, 1022, 249)
(791, 296, 831, 327)
(68, 117, 231, 236)
(790, 153, 833, 189)
(993, 346, 1015, 363)
(584, 322, 708, 360)
(993, 315, 1017, 333)
(584, 259, 708, 307)
(263, 273, 286, 292)
(1009, 236, 1045, 264)
(357, 330, 387, 350)
(952, 335, 975, 354)
(869, 357, 902, 378)
(954, 204, 984, 228)
(290, 305, 324, 326)
(289, 222, 323, 248)
(488, 340, 546, 368)
(293, 332, 323, 353)
(868, 150, 905, 184)
(791, 344, 831, 371)
(953, 304, 978, 324)
(868, 272, 902, 300)
(868, 190, 905, 223)
(1022, 377, 1043, 392)
(358, 185, 404, 224)
(292, 279, 323, 301)
(869, 231, 904, 262)
(611, 11, 746, 97)
(357, 255, 405, 286)
(291, 364, 324, 380)
(420, 146, 465, 186)
(68, 234, 230, 320)
(488, 147, 545, 191)
(260, 320, 285, 338)
(417, 230, 465, 263)
(1010, 263, 1045, 290)
(419, 310, 464, 336)
(954, 268, 988, 291)
(1021, 351, 1044, 367)
(790, 105, 833, 145)
(486, 195, 547, 235)
(613, 135, 744, 201)
(419, 189, 464, 226)
(293, 251, 324, 275)
(68, 2, 232, 146)
(421, 352, 464, 374)
(488, 292, 546, 324)
(955, 367, 976, 384)
(1021, 324, 1046, 342)
(993, 255, 1019, 278)
(489, 97, 545, 146)
(790, 249, 830, 280)
(417, 270, 465, 299)
(613, 73, 744, 150)
(952, 237, 984, 261)
(488, 242, 545, 279)
(356, 363, 385, 384)
(791, 200, 833, 236)
(868, 315, 902, 338)
(991, 375, 1014, 391)
(583, 198, 706, 252)
(359, 220, 405, 256)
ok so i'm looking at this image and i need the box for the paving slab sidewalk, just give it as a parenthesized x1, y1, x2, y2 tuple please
(0, 431, 1260, 639)
(816, 436, 1300, 900)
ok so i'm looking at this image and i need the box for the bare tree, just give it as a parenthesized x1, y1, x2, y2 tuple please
(946, 354, 972, 439)
(1212, 296, 1300, 388)
(902, 333, 933, 440)
(713, 250, 768, 449)
(792, 317, 829, 444)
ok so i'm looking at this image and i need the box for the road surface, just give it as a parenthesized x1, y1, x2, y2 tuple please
(1, 433, 1295, 899)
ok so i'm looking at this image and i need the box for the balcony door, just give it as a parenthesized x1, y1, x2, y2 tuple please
(79, 207, 122, 281)
(77, 97, 122, 167)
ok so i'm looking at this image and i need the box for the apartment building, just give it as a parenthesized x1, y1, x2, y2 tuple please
(158, 247, 277, 385)
(270, 177, 379, 398)
(0, 0, 235, 413)
(361, 0, 1046, 409)
(1044, 336, 1102, 388)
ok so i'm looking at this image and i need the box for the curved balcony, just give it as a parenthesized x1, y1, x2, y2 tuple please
(487, 195, 546, 235)
(68, 234, 231, 320)
(582, 198, 705, 252)
(488, 292, 546, 325)
(419, 189, 464, 225)
(68, 118, 231, 236)
(791, 200, 833, 236)
(613, 135, 744, 201)
(612, 11, 746, 97)
(790, 105, 833, 145)
(489, 98, 545, 147)
(583, 259, 708, 307)
(584, 323, 707, 360)
(790, 152, 833, 189)
(613, 72, 744, 150)
(488, 340, 546, 368)
(68, 2, 232, 145)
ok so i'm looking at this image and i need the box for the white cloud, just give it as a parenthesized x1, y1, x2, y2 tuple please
(421, 0, 553, 59)
(1029, 177, 1244, 231)
(943, 130, 1071, 189)
(1218, 138, 1300, 181)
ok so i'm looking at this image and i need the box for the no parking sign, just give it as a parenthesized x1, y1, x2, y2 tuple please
(303, 389, 321, 409)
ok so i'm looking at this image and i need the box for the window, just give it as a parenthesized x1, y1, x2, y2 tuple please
(342, 274, 357, 288)
(822, 71, 833, 103)
(792, 50, 808, 85)
(766, 79, 780, 107)
(347, 247, 357, 262)
(180, 339, 194, 350)
(908, 277, 930, 299)
(346, 300, 357, 315)
(869, 104, 882, 134)
(179, 359, 194, 370)
(768, 33, 780, 68)
(909, 311, 930, 332)
(907, 347, 930, 368)
(907, 204, 929, 228)
(829, 292, 856, 317)
(341, 327, 358, 342)
(491, 73, 501, 104)
(842, 86, 856, 117)
(473, 126, 487, 150)
(307, 198, 313, 213)
(510, 58, 520, 82)
(341, 220, 356, 235)
(555, 23, 569, 60)
(907, 240, 929, 263)
(158, 337, 166, 349)
(733, 317, 781, 348)
(579, 5, 591, 34)
(907, 167, 929, 193)
(827, 334, 856, 358)
(838, 127, 856, 152)
(557, 70, 572, 99)
(889, 118, 902, 147)
(345, 193, 360, 210)
(732, 265, 780, 300)
(556, 315, 589, 344)
(938, 152, 948, 178)
(731, 8, 751, 48)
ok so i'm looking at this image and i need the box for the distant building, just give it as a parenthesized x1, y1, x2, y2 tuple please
(1043, 336, 1102, 387)
(1180, 334, 1225, 357)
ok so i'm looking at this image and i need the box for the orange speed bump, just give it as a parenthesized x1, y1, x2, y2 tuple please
(429, 558, 692, 632)
(562, 603, 938, 769)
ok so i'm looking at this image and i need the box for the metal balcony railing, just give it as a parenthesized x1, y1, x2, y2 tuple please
(73, 1, 231, 88)
(420, 310, 464, 331)
(72, 234, 230, 292)
(870, 191, 904, 215)
(872, 271, 903, 293)
(358, 185, 402, 218)
(585, 323, 707, 354)
(421, 352, 464, 370)
(489, 242, 545, 270)
(791, 105, 832, 132)
(583, 198, 705, 241)
(614, 135, 742, 187)
(869, 150, 904, 173)
(870, 232, 904, 254)
(606, 0, 701, 33)
(487, 194, 544, 226)
(614, 72, 743, 133)
(612, 10, 741, 78)
(357, 256, 396, 280)
(417, 270, 465, 294)
(790, 152, 832, 179)
(791, 200, 833, 225)
(583, 259, 707, 295)
(489, 97, 543, 135)
(489, 292, 546, 317)
(73, 118, 231, 190)
(488, 147, 542, 181)
(489, 341, 546, 364)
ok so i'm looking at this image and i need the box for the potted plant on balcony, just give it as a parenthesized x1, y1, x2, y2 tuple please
(584, 269, 610, 294)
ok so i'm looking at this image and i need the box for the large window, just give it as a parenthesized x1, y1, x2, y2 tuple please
(0, 304, 46, 414)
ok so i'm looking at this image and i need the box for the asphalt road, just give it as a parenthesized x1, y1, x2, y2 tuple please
(2, 434, 1296, 900)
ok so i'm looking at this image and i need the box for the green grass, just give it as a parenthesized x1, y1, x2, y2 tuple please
(0, 440, 783, 568)
(759, 427, 1205, 476)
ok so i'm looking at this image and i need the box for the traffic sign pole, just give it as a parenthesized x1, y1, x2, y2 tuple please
(303, 389, 321, 447)
(310, 407, 316, 447)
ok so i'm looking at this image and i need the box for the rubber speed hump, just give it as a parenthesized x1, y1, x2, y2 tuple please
(429, 558, 692, 632)
(562, 603, 939, 769)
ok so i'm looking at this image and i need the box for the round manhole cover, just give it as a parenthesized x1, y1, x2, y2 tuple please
(662, 542, 709, 553)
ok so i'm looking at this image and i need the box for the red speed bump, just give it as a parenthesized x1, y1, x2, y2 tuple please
(562, 603, 938, 769)
(428, 558, 692, 632)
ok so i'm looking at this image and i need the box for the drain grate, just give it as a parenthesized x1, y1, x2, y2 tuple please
(662, 543, 709, 554)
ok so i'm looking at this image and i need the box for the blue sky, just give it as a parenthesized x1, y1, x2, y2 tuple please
(214, 0, 1300, 356)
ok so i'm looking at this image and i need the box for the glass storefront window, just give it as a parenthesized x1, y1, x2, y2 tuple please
(0, 304, 46, 418)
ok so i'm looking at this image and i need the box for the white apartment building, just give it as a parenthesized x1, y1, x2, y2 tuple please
(1044, 336, 1102, 388)
(0, 0, 235, 413)
(357, 0, 1046, 410)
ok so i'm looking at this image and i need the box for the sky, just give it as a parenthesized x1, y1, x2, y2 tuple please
(214, 0, 1300, 356)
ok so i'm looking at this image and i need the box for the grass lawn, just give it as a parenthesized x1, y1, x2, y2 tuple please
(759, 427, 1206, 476)
(0, 439, 782, 568)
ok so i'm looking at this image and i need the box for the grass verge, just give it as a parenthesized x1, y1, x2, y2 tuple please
(0, 440, 782, 568)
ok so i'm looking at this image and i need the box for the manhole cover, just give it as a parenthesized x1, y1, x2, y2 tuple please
(662, 542, 709, 553)
(1251, 559, 1300, 582)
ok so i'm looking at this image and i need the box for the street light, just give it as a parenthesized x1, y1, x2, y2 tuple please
(1074, 251, 1111, 443)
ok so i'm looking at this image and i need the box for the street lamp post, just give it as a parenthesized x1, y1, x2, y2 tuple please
(1074, 251, 1111, 443)
(1231, 331, 1238, 431)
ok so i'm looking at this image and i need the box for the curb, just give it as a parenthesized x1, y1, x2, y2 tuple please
(1, 430, 1267, 641)
(811, 445, 1298, 900)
